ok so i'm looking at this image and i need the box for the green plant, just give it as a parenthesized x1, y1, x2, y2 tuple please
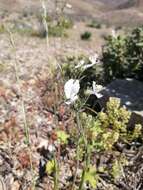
(48, 24, 67, 37)
(48, 17, 73, 38)
(56, 130, 69, 144)
(61, 55, 103, 95)
(102, 26, 143, 82)
(46, 158, 59, 190)
(102, 35, 127, 82)
(125, 26, 143, 80)
(81, 31, 92, 40)
(75, 97, 142, 188)
(88, 20, 101, 29)
(58, 17, 73, 29)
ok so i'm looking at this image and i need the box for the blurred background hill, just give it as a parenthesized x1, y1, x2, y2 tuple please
(0, 0, 143, 26)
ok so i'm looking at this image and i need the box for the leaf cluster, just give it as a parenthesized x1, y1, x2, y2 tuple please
(103, 26, 143, 82)
(77, 98, 142, 187)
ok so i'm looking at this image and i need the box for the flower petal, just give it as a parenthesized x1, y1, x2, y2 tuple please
(75, 60, 85, 68)
(64, 79, 80, 104)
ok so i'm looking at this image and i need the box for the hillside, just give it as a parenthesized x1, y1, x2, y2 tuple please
(0, 0, 143, 26)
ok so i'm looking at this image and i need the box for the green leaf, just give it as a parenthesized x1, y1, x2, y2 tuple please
(46, 159, 55, 175)
(84, 166, 98, 188)
(136, 42, 143, 47)
(111, 160, 123, 180)
(56, 130, 69, 144)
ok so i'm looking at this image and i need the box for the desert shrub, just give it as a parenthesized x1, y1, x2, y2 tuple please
(35, 14, 73, 38)
(48, 17, 73, 37)
(81, 31, 92, 40)
(102, 35, 127, 82)
(12, 24, 35, 36)
(102, 26, 143, 82)
(48, 25, 67, 37)
(57, 17, 73, 29)
(88, 20, 101, 29)
(125, 26, 143, 81)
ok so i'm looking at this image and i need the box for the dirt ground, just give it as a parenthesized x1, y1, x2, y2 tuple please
(0, 1, 143, 190)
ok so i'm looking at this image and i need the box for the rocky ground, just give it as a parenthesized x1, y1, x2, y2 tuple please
(0, 1, 143, 190)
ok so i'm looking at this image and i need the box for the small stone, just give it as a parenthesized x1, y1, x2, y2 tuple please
(11, 181, 20, 190)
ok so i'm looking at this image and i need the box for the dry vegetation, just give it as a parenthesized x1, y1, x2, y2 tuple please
(0, 0, 143, 190)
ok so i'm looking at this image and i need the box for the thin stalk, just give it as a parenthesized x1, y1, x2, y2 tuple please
(78, 164, 86, 190)
(71, 112, 81, 190)
(78, 146, 91, 190)
(8, 30, 30, 145)
(40, 0, 49, 48)
(7, 29, 35, 189)
(53, 156, 59, 190)
(76, 111, 91, 190)
(76, 111, 87, 146)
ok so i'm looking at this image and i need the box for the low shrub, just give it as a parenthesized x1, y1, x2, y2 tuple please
(58, 17, 73, 29)
(102, 26, 143, 82)
(81, 31, 92, 40)
(48, 17, 73, 37)
(48, 25, 67, 37)
(70, 97, 142, 188)
(88, 20, 101, 29)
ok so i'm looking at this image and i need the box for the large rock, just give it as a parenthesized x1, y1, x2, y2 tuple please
(100, 78, 143, 126)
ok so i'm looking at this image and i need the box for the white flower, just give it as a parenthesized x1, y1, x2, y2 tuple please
(92, 81, 103, 98)
(64, 79, 80, 105)
(89, 53, 99, 64)
(83, 54, 99, 69)
(111, 29, 117, 38)
(48, 144, 56, 152)
(66, 3, 72, 9)
(75, 60, 85, 68)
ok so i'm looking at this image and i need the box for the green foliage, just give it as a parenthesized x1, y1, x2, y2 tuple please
(32, 15, 73, 38)
(12, 25, 35, 36)
(111, 155, 128, 181)
(111, 159, 123, 180)
(46, 159, 55, 175)
(58, 17, 73, 29)
(88, 20, 101, 29)
(84, 166, 98, 188)
(48, 17, 73, 37)
(102, 26, 143, 82)
(62, 55, 93, 81)
(61, 55, 103, 96)
(81, 97, 133, 152)
(48, 24, 67, 37)
(56, 130, 69, 144)
(77, 97, 142, 184)
(81, 31, 92, 40)
(102, 35, 127, 82)
(125, 27, 143, 80)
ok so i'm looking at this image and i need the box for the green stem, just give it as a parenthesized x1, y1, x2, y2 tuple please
(71, 129, 80, 190)
(79, 167, 86, 190)
(78, 144, 91, 190)
(54, 157, 59, 190)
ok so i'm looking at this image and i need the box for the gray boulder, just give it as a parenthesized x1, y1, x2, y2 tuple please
(99, 78, 143, 126)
